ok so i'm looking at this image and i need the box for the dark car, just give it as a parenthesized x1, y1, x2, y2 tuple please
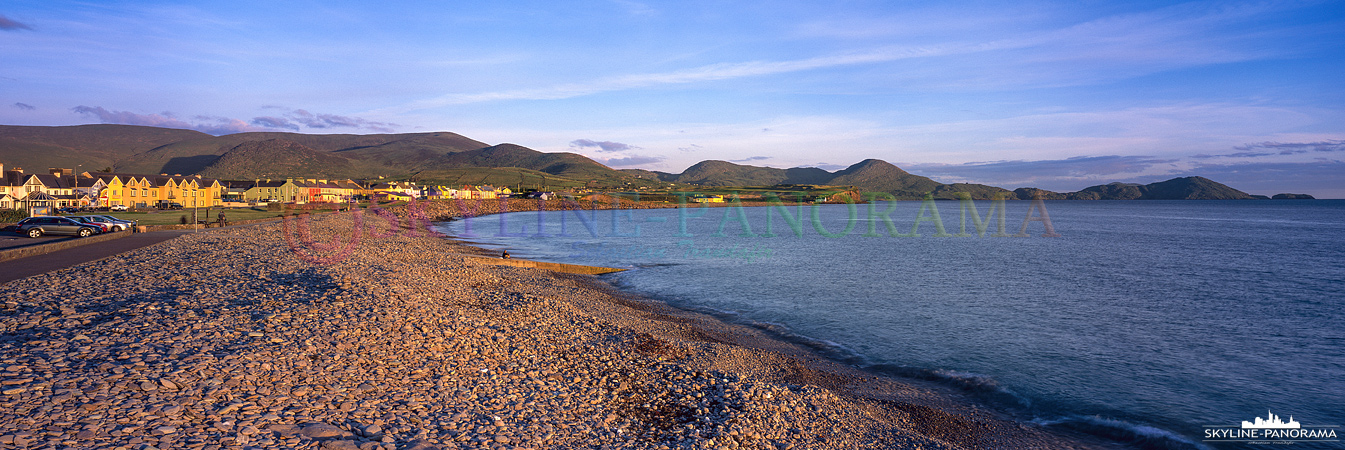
(67, 216, 111, 234)
(16, 216, 101, 238)
(157, 202, 183, 210)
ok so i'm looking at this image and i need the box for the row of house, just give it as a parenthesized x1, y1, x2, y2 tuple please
(223, 179, 523, 203)
(221, 178, 371, 204)
(1, 164, 226, 213)
(2, 161, 540, 213)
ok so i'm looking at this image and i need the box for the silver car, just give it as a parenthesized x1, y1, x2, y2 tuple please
(77, 215, 135, 231)
(16, 216, 100, 238)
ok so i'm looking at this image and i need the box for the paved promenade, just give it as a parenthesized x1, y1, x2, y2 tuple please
(0, 230, 192, 285)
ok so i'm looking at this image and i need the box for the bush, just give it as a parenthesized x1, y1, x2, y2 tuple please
(0, 209, 27, 222)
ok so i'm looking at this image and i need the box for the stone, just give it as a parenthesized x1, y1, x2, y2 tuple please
(301, 423, 347, 439)
(267, 424, 301, 437)
(403, 441, 441, 450)
(322, 440, 360, 450)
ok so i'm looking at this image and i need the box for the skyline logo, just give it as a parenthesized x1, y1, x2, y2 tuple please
(1205, 411, 1338, 445)
(1243, 411, 1301, 429)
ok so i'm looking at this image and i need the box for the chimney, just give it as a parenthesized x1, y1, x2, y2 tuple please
(49, 168, 73, 176)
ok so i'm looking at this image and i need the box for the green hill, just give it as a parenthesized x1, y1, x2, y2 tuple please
(0, 124, 208, 173)
(0, 124, 1274, 199)
(1066, 177, 1255, 200)
(196, 139, 358, 179)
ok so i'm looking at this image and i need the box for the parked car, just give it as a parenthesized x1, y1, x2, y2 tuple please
(66, 216, 111, 233)
(76, 215, 135, 231)
(58, 207, 81, 214)
(109, 205, 129, 212)
(156, 202, 183, 210)
(16, 216, 100, 238)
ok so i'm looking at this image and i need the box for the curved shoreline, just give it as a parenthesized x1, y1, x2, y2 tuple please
(0, 201, 1115, 449)
(409, 199, 1127, 449)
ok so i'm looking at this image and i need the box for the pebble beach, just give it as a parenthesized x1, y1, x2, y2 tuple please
(0, 202, 1106, 450)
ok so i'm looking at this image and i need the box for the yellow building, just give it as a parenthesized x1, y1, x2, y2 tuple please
(692, 194, 725, 203)
(89, 173, 224, 208)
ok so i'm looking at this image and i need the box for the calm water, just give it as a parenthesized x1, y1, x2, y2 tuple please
(440, 200, 1345, 449)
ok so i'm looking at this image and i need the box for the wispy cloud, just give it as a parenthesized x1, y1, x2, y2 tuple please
(610, 0, 657, 16)
(284, 109, 396, 133)
(391, 1, 1307, 111)
(732, 156, 771, 162)
(1235, 139, 1345, 154)
(570, 139, 639, 152)
(0, 14, 32, 31)
(395, 46, 963, 110)
(249, 116, 299, 131)
(72, 106, 265, 135)
(11, 102, 35, 111)
(678, 144, 703, 152)
(807, 162, 849, 171)
(600, 154, 665, 167)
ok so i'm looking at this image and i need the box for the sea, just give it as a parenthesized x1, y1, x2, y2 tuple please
(437, 199, 1345, 450)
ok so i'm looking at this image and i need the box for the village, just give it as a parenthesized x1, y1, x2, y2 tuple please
(0, 161, 556, 217)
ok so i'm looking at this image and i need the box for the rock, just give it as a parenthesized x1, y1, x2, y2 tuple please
(154, 426, 176, 435)
(267, 424, 301, 436)
(403, 441, 441, 450)
(1, 387, 25, 395)
(322, 440, 360, 450)
(301, 423, 347, 439)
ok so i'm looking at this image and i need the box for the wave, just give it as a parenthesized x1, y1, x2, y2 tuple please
(865, 364, 1035, 411)
(1034, 415, 1211, 450)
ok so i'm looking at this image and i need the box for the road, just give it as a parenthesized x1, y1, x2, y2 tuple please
(0, 230, 194, 285)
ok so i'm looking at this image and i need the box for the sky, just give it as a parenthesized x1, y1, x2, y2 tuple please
(2, 0, 1343, 197)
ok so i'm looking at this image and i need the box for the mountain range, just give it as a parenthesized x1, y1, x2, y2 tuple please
(0, 124, 1292, 200)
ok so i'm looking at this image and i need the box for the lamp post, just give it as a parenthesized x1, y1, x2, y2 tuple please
(73, 165, 81, 210)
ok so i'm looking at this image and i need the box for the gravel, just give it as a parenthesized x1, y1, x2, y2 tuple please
(0, 205, 1104, 449)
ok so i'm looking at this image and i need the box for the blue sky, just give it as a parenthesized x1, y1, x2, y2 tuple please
(2, 1, 1343, 196)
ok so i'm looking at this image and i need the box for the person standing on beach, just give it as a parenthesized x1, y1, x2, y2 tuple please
(218, 211, 227, 226)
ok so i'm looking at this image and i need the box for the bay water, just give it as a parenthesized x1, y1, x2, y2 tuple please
(439, 199, 1345, 449)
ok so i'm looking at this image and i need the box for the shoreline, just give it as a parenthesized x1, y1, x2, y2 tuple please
(401, 200, 1124, 449)
(0, 203, 1113, 449)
